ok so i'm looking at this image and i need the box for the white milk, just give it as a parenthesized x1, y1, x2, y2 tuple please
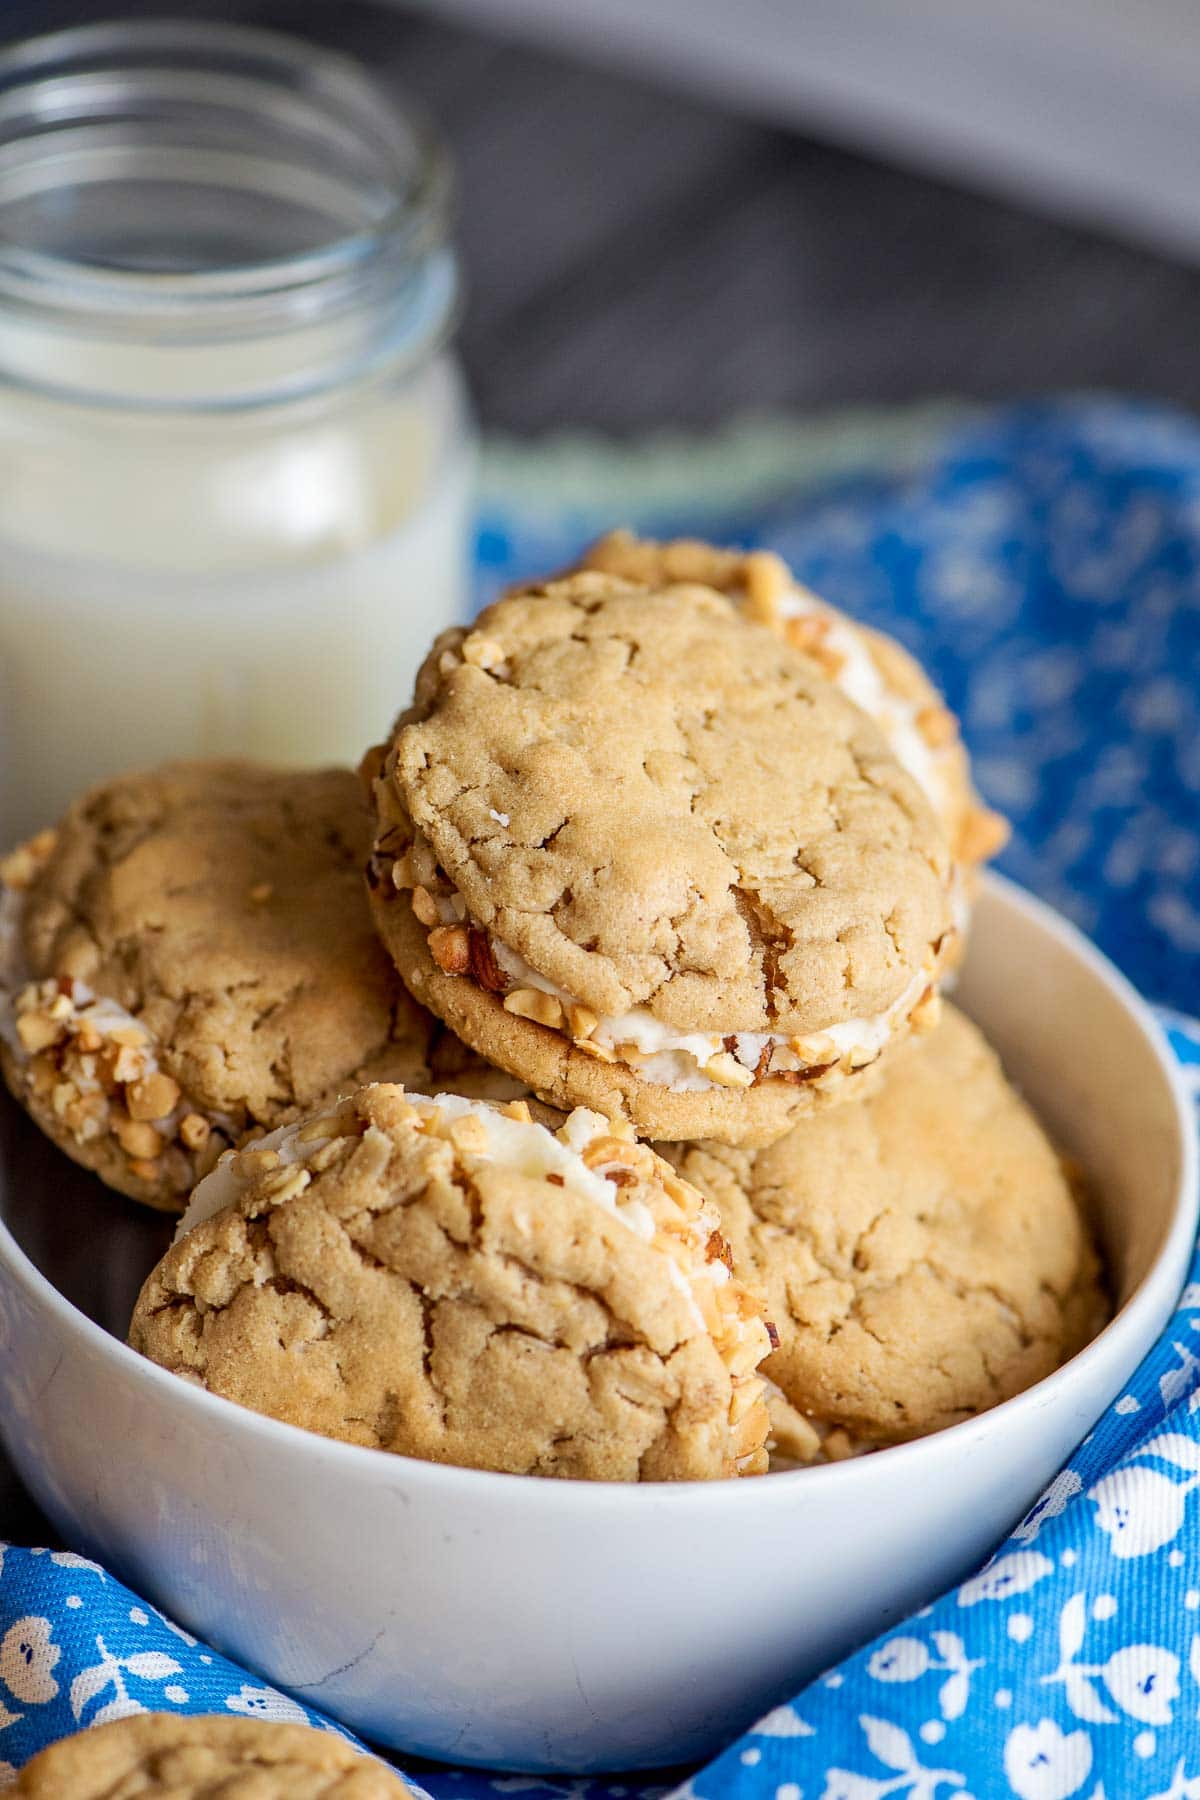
(0, 355, 476, 840)
(0, 19, 476, 842)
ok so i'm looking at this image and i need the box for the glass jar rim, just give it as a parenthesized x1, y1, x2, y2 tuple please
(0, 17, 459, 404)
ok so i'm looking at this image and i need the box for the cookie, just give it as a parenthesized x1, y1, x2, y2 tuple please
(13, 1713, 411, 1796)
(130, 1084, 773, 1480)
(666, 1004, 1107, 1451)
(368, 571, 957, 1146)
(0, 762, 433, 1212)
(577, 532, 1008, 870)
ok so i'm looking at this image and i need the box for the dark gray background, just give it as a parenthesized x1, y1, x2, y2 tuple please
(5, 0, 1200, 436)
(3, 0, 1199, 1539)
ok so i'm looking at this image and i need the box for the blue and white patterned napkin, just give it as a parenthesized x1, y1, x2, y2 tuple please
(3, 396, 1199, 1796)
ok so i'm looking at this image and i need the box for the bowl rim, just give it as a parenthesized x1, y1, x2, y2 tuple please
(0, 870, 1195, 1512)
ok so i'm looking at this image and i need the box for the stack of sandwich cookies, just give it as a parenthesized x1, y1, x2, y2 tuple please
(0, 534, 1104, 1486)
(366, 571, 958, 1145)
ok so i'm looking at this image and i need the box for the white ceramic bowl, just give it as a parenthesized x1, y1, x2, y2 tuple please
(0, 874, 1194, 1773)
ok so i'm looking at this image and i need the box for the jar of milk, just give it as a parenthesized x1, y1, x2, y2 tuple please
(0, 20, 476, 841)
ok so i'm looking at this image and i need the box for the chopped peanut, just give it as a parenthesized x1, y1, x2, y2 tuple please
(108, 1022, 150, 1048)
(113, 1114, 165, 1160)
(231, 1147, 281, 1179)
(568, 1003, 597, 1039)
(298, 1110, 353, 1143)
(126, 1071, 182, 1122)
(428, 924, 470, 975)
(15, 1011, 65, 1054)
(258, 1165, 311, 1203)
(447, 1114, 490, 1154)
(179, 1112, 211, 1152)
(502, 987, 564, 1029)
(783, 613, 831, 654)
(740, 550, 791, 616)
(916, 703, 959, 749)
(411, 885, 440, 927)
(110, 1043, 149, 1085)
(461, 632, 508, 673)
(581, 1135, 642, 1172)
(909, 987, 942, 1035)
(389, 849, 417, 890)
(957, 805, 1011, 864)
(307, 1138, 351, 1173)
(703, 1050, 755, 1089)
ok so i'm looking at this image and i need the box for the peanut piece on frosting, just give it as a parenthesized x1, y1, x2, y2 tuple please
(411, 885, 440, 927)
(503, 987, 564, 1029)
(704, 1051, 755, 1089)
(909, 987, 942, 1034)
(916, 703, 959, 749)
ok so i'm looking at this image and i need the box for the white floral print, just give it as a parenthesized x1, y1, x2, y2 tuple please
(0, 1618, 58, 1706)
(1004, 1721, 1093, 1800)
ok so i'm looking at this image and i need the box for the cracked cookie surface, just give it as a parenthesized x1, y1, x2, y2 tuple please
(665, 1004, 1108, 1446)
(130, 1083, 773, 1480)
(369, 572, 956, 1145)
(0, 762, 433, 1212)
(577, 531, 1008, 872)
(13, 1714, 413, 1796)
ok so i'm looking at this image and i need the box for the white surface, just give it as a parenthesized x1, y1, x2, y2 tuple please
(403, 0, 1200, 262)
(0, 875, 1194, 1772)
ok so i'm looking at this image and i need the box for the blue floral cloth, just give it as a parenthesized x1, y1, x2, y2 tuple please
(477, 396, 1200, 1008)
(3, 397, 1200, 1796)
(0, 1546, 419, 1790)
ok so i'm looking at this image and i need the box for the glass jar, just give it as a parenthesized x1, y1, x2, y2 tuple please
(0, 19, 476, 841)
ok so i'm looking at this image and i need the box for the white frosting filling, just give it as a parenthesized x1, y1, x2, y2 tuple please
(178, 1095, 653, 1243)
(0, 881, 242, 1159)
(491, 935, 929, 1094)
(775, 585, 948, 816)
(0, 884, 170, 1083)
(175, 1092, 738, 1340)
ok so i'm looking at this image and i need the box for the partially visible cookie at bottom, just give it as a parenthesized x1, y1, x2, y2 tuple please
(130, 1084, 773, 1480)
(665, 1004, 1108, 1454)
(13, 1712, 412, 1797)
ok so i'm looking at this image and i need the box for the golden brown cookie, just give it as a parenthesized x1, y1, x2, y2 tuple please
(368, 571, 957, 1146)
(13, 1713, 411, 1796)
(131, 1084, 773, 1480)
(666, 1004, 1107, 1453)
(577, 532, 1008, 870)
(0, 763, 433, 1212)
